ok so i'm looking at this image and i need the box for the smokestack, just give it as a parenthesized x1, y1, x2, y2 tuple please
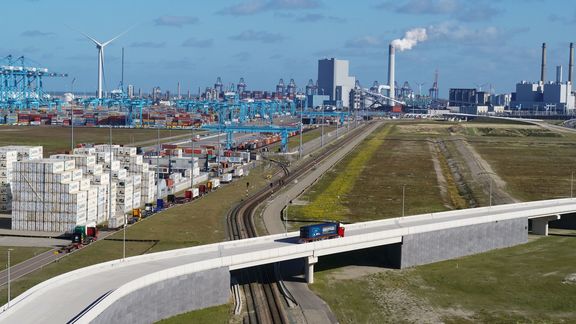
(388, 44, 395, 106)
(569, 42, 574, 83)
(541, 43, 546, 83)
(556, 66, 563, 83)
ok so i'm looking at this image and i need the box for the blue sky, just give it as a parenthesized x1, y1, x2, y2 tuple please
(1, 0, 574, 97)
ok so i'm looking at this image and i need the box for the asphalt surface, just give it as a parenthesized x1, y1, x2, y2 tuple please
(261, 121, 382, 324)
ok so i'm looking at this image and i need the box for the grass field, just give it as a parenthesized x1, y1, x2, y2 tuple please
(0, 161, 279, 305)
(289, 123, 447, 222)
(156, 304, 231, 324)
(0, 247, 50, 269)
(311, 231, 576, 323)
(470, 138, 576, 201)
(0, 125, 197, 156)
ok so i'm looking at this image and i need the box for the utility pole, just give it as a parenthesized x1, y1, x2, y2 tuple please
(402, 184, 406, 217)
(321, 106, 325, 147)
(107, 127, 112, 226)
(571, 171, 574, 198)
(157, 125, 161, 202)
(191, 126, 195, 188)
(7, 248, 12, 308)
(299, 98, 304, 160)
(70, 78, 76, 152)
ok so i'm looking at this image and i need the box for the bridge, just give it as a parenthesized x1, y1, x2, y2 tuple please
(1, 198, 575, 323)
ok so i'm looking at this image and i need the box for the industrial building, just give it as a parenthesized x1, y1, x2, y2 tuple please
(510, 43, 576, 115)
(316, 58, 356, 108)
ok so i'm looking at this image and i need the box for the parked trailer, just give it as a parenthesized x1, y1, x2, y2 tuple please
(221, 173, 233, 183)
(299, 222, 345, 243)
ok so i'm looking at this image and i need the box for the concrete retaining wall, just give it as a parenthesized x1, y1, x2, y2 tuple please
(400, 218, 528, 268)
(91, 267, 230, 324)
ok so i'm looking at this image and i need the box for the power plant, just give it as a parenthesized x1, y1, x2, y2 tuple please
(509, 42, 576, 114)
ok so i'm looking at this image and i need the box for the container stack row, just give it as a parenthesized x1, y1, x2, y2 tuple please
(11, 159, 94, 232)
(49, 154, 112, 225)
(0, 146, 43, 213)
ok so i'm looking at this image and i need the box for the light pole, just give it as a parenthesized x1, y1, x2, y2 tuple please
(299, 101, 303, 160)
(107, 125, 112, 233)
(402, 184, 406, 217)
(321, 107, 325, 147)
(479, 171, 495, 207)
(285, 200, 290, 235)
(571, 171, 574, 198)
(70, 78, 76, 152)
(123, 212, 126, 261)
(7, 248, 13, 308)
(190, 126, 195, 188)
(157, 125, 161, 201)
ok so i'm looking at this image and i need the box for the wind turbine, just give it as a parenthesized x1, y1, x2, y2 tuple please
(77, 28, 131, 99)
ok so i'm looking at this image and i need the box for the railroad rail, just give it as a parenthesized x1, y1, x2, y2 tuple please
(226, 122, 371, 323)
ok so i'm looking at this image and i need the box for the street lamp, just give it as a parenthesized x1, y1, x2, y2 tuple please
(402, 184, 406, 217)
(299, 97, 304, 160)
(285, 200, 292, 235)
(190, 126, 195, 188)
(479, 171, 496, 207)
(7, 248, 13, 308)
(71, 78, 76, 152)
(571, 171, 574, 198)
(321, 107, 325, 147)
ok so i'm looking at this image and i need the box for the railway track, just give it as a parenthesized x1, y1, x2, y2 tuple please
(226, 122, 371, 323)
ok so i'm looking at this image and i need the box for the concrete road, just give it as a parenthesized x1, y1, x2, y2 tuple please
(2, 197, 573, 323)
(261, 121, 382, 323)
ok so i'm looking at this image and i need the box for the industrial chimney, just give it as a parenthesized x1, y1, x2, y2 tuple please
(388, 44, 395, 106)
(541, 43, 546, 83)
(556, 66, 563, 83)
(569, 42, 574, 83)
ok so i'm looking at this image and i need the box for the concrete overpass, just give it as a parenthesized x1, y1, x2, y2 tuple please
(1, 198, 575, 324)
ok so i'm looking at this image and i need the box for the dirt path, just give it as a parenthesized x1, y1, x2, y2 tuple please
(450, 137, 520, 205)
(428, 141, 451, 208)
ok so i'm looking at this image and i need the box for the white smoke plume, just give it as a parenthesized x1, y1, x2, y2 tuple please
(391, 28, 428, 51)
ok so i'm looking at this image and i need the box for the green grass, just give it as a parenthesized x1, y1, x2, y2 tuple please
(0, 162, 278, 305)
(467, 137, 576, 202)
(290, 123, 447, 222)
(293, 125, 391, 220)
(0, 247, 50, 269)
(0, 125, 197, 156)
(311, 233, 576, 323)
(156, 304, 231, 324)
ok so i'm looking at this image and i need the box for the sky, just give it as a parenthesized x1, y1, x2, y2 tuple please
(1, 0, 575, 97)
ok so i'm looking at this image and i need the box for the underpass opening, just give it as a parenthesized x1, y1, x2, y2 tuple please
(278, 244, 402, 284)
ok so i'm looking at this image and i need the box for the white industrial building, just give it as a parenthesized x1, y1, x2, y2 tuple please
(510, 43, 576, 114)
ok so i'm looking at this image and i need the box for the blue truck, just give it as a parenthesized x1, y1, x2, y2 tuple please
(299, 222, 345, 243)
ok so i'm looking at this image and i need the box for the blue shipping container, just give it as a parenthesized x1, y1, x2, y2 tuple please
(300, 222, 338, 240)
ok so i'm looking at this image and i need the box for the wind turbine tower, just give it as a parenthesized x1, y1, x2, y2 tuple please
(78, 29, 130, 99)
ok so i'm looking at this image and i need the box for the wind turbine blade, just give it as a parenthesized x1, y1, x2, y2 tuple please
(101, 25, 135, 47)
(66, 24, 102, 46)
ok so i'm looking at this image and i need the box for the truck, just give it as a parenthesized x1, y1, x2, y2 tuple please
(221, 173, 233, 183)
(299, 222, 345, 243)
(71, 223, 99, 247)
(129, 208, 142, 224)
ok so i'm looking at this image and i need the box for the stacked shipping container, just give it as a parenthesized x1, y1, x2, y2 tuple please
(0, 146, 43, 212)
